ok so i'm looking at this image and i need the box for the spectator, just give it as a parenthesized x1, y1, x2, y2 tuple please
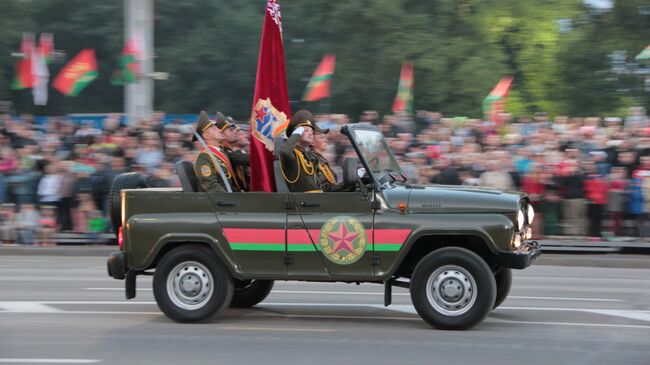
(480, 159, 514, 190)
(607, 167, 627, 236)
(583, 161, 608, 240)
(0, 203, 17, 244)
(16, 203, 39, 245)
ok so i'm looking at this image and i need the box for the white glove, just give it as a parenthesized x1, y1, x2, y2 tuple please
(292, 126, 305, 136)
(357, 167, 367, 179)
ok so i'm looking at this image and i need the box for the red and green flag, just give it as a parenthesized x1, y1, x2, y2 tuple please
(38, 33, 54, 64)
(391, 62, 414, 114)
(111, 38, 141, 85)
(11, 34, 35, 90)
(249, 0, 291, 192)
(635, 44, 650, 61)
(53, 49, 98, 96)
(302, 54, 335, 102)
(482, 76, 514, 124)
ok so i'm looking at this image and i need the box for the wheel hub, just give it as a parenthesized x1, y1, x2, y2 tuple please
(166, 261, 214, 310)
(426, 265, 478, 316)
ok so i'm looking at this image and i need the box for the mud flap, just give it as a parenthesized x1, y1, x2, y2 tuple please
(125, 270, 137, 299)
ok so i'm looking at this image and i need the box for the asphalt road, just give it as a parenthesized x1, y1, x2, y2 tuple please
(0, 253, 649, 365)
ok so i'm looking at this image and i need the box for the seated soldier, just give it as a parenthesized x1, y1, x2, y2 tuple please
(193, 111, 239, 192)
(279, 110, 337, 193)
(215, 113, 250, 191)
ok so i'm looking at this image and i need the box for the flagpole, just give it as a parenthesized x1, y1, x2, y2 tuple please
(124, 0, 154, 125)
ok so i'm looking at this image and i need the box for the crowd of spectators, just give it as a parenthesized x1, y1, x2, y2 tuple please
(1, 106, 649, 245)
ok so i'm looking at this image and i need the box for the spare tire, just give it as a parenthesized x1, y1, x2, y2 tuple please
(109, 172, 148, 235)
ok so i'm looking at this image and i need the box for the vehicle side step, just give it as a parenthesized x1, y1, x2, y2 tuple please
(384, 278, 410, 307)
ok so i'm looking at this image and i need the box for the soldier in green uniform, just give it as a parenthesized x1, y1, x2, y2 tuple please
(215, 114, 250, 191)
(193, 111, 239, 192)
(311, 130, 345, 192)
(279, 110, 335, 193)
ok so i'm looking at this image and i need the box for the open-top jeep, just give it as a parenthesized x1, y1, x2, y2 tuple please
(107, 124, 540, 330)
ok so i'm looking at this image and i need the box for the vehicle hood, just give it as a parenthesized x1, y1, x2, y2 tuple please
(382, 184, 522, 213)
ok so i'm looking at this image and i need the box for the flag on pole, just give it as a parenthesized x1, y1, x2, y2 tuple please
(302, 54, 336, 102)
(248, 0, 291, 192)
(38, 33, 54, 64)
(111, 38, 142, 85)
(391, 62, 414, 114)
(482, 76, 514, 124)
(635, 44, 650, 61)
(11, 34, 35, 90)
(53, 49, 98, 96)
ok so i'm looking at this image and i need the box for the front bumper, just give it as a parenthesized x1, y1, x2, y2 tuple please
(107, 251, 127, 280)
(498, 241, 541, 269)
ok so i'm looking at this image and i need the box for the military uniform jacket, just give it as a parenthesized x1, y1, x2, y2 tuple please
(312, 150, 344, 192)
(194, 145, 239, 193)
(223, 145, 250, 191)
(278, 134, 322, 192)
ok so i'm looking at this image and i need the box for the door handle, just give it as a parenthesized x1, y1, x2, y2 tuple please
(217, 201, 236, 207)
(300, 201, 320, 207)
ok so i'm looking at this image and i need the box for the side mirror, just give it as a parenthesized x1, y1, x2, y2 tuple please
(342, 158, 358, 188)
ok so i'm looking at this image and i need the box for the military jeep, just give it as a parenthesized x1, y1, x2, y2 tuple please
(107, 124, 540, 330)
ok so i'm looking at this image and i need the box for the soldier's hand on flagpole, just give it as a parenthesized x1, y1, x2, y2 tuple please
(292, 126, 305, 136)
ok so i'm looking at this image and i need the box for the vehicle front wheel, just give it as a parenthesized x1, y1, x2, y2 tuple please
(410, 247, 496, 330)
(493, 267, 512, 309)
(153, 245, 233, 323)
(230, 279, 274, 308)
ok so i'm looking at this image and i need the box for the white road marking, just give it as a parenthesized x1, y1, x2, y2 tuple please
(0, 302, 63, 313)
(1, 301, 649, 328)
(81, 288, 624, 302)
(0, 359, 100, 364)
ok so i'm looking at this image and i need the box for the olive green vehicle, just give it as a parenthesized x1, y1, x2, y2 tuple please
(107, 124, 540, 330)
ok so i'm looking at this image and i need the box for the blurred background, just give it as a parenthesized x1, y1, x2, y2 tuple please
(1, 0, 649, 117)
(1, 0, 650, 245)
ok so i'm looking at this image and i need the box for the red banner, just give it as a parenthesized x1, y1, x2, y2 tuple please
(249, 0, 291, 192)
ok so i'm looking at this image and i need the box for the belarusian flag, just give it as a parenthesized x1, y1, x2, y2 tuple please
(635, 44, 650, 61)
(111, 38, 141, 85)
(11, 60, 34, 90)
(391, 62, 414, 114)
(302, 54, 335, 102)
(38, 33, 54, 63)
(53, 49, 98, 96)
(482, 76, 514, 123)
(249, 0, 291, 192)
(11, 34, 35, 90)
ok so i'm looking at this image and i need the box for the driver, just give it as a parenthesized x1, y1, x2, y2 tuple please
(279, 110, 333, 193)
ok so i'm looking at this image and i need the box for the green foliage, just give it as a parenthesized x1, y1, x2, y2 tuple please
(1, 0, 649, 118)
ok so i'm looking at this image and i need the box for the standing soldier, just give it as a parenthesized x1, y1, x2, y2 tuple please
(193, 111, 238, 192)
(279, 110, 334, 192)
(215, 113, 250, 191)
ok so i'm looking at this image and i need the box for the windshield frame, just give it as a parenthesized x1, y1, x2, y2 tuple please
(341, 124, 403, 188)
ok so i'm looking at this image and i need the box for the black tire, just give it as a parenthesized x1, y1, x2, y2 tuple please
(153, 245, 234, 323)
(109, 172, 148, 234)
(410, 247, 496, 330)
(230, 279, 274, 308)
(493, 267, 512, 309)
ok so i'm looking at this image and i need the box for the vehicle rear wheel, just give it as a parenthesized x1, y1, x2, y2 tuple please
(153, 245, 233, 323)
(230, 279, 274, 308)
(493, 267, 512, 309)
(109, 172, 148, 234)
(410, 247, 496, 330)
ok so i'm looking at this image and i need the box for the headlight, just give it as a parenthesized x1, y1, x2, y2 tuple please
(527, 204, 535, 224)
(516, 209, 525, 231)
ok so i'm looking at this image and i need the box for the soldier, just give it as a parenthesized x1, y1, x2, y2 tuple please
(311, 129, 345, 192)
(279, 110, 334, 193)
(215, 114, 250, 191)
(193, 111, 238, 193)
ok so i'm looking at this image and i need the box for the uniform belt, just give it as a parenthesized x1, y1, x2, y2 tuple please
(304, 189, 323, 193)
